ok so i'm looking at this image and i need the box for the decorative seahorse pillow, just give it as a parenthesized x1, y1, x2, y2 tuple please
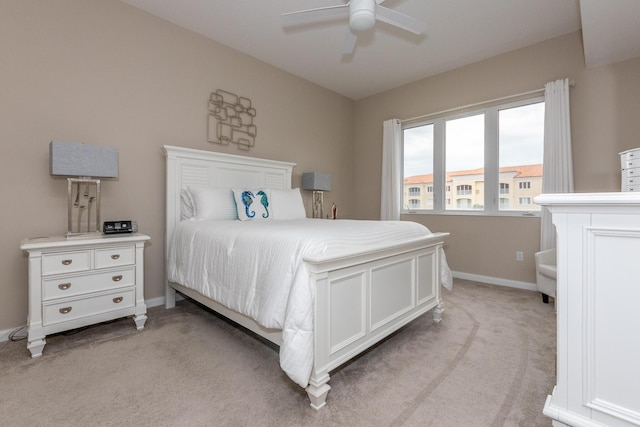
(233, 189, 272, 221)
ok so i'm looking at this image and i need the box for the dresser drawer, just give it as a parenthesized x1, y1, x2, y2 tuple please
(95, 246, 135, 269)
(42, 251, 91, 276)
(620, 149, 640, 168)
(622, 167, 640, 178)
(42, 267, 135, 300)
(42, 288, 135, 326)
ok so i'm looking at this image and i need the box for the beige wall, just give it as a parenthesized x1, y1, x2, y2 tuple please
(3, 2, 639, 332)
(0, 1, 354, 331)
(353, 31, 640, 284)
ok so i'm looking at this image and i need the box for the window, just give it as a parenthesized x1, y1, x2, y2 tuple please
(402, 97, 544, 216)
(446, 114, 484, 211)
(403, 124, 434, 211)
(408, 199, 420, 209)
(519, 181, 531, 189)
(519, 197, 532, 205)
(457, 198, 472, 209)
(456, 185, 472, 195)
(408, 187, 420, 196)
(498, 102, 544, 211)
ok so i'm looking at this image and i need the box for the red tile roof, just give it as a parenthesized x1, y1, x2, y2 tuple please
(404, 164, 542, 184)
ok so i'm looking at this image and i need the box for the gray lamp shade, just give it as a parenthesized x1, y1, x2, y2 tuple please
(50, 140, 118, 178)
(302, 172, 331, 191)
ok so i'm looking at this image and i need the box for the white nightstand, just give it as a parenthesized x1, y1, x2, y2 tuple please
(20, 233, 150, 357)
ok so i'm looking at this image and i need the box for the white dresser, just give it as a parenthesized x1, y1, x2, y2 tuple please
(619, 148, 640, 191)
(20, 233, 150, 357)
(535, 193, 640, 427)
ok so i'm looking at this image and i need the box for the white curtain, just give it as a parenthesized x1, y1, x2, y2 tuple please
(540, 78, 574, 250)
(381, 118, 402, 221)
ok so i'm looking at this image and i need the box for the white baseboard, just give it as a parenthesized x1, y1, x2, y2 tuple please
(145, 295, 166, 308)
(452, 271, 537, 292)
(0, 328, 17, 343)
(146, 293, 185, 308)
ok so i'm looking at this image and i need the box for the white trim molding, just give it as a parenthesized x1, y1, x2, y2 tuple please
(452, 271, 536, 292)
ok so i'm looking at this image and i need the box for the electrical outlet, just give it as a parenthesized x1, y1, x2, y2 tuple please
(516, 251, 524, 261)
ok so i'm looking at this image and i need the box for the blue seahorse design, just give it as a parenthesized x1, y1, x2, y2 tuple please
(256, 190, 269, 218)
(241, 191, 256, 218)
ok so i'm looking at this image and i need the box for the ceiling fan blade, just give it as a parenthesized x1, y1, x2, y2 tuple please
(282, 5, 349, 26)
(376, 6, 427, 35)
(342, 30, 358, 55)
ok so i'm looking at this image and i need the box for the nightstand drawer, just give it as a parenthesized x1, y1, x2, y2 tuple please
(42, 288, 135, 326)
(95, 246, 135, 269)
(42, 251, 91, 276)
(42, 267, 135, 300)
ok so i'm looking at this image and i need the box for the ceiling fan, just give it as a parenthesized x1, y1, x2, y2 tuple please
(282, 0, 427, 55)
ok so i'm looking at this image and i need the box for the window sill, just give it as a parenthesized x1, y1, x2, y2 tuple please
(403, 210, 541, 218)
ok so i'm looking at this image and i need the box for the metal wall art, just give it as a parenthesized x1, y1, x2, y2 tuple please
(207, 89, 257, 150)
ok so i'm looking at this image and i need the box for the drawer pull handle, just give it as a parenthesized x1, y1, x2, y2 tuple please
(113, 297, 123, 304)
(58, 283, 71, 290)
(112, 275, 123, 282)
(111, 254, 120, 260)
(59, 307, 72, 314)
(61, 259, 73, 266)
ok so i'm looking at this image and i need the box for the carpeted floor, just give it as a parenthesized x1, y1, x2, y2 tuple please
(0, 279, 556, 426)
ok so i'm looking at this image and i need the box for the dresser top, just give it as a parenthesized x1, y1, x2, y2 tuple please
(535, 192, 640, 207)
(20, 233, 150, 251)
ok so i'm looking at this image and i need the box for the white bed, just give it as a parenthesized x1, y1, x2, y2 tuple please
(163, 145, 450, 409)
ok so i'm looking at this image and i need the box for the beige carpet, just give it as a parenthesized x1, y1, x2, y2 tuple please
(0, 279, 556, 426)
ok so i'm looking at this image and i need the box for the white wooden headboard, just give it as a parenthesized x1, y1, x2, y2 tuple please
(163, 145, 296, 250)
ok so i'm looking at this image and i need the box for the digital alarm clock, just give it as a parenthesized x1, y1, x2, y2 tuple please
(103, 220, 137, 234)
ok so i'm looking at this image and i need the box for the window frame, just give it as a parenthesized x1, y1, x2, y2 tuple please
(401, 96, 544, 217)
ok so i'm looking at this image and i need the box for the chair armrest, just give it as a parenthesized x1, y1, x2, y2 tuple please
(535, 248, 556, 266)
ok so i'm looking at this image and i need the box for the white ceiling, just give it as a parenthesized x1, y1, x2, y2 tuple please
(120, 0, 640, 100)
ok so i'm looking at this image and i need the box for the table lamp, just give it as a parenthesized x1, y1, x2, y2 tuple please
(50, 140, 118, 237)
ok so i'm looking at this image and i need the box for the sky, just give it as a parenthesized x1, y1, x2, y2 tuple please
(403, 102, 545, 178)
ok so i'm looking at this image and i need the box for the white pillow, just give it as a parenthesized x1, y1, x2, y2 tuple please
(271, 188, 307, 220)
(180, 188, 195, 220)
(186, 186, 238, 221)
(233, 189, 271, 221)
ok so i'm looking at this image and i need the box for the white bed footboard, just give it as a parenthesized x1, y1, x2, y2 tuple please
(303, 234, 447, 409)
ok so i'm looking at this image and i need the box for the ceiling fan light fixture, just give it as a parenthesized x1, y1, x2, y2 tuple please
(349, 0, 376, 33)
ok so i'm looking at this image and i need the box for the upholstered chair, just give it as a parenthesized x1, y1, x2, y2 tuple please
(534, 248, 557, 304)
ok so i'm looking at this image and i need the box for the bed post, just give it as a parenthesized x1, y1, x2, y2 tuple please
(306, 371, 331, 410)
(165, 281, 176, 309)
(164, 146, 179, 309)
(432, 300, 444, 323)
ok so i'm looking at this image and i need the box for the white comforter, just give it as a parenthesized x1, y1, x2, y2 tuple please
(167, 219, 451, 388)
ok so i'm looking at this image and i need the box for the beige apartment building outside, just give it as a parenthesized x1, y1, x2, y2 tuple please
(404, 164, 543, 211)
